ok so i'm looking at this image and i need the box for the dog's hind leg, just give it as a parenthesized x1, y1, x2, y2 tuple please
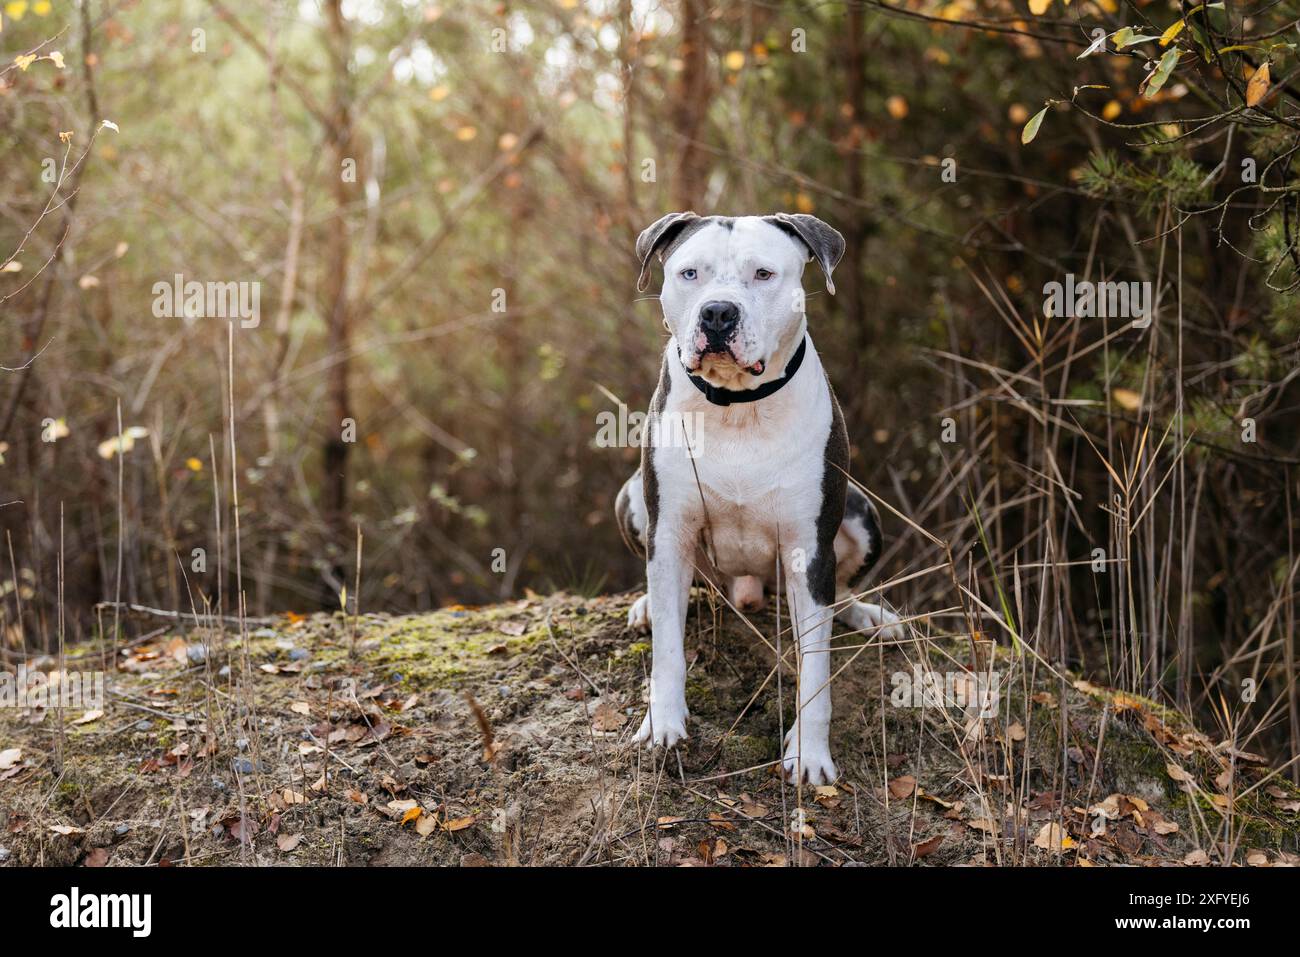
(616, 470, 654, 633)
(833, 484, 903, 639)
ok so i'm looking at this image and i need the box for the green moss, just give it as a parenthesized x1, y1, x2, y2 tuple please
(720, 732, 776, 769)
(356, 611, 546, 685)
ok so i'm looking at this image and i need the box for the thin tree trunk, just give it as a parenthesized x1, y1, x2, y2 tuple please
(671, 0, 711, 209)
(322, 0, 354, 606)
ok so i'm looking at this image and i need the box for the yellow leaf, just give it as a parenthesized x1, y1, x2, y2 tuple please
(400, 806, 423, 825)
(14, 53, 36, 71)
(1102, 100, 1122, 121)
(1246, 62, 1270, 107)
(794, 192, 814, 214)
(443, 815, 476, 832)
(886, 94, 909, 119)
(454, 125, 477, 141)
(723, 50, 745, 71)
(1028, 0, 1051, 14)
(5, 1, 28, 21)
(429, 84, 450, 102)
(1112, 387, 1142, 411)
(33, 0, 49, 12)
(1159, 19, 1185, 46)
(185, 456, 203, 471)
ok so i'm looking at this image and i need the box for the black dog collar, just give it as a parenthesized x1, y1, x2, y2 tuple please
(684, 338, 807, 407)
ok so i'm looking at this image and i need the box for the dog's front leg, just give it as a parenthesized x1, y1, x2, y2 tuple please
(782, 567, 838, 785)
(632, 522, 694, 748)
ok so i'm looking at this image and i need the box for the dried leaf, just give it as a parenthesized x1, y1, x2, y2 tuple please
(1246, 62, 1271, 107)
(887, 775, 916, 799)
(1033, 822, 1076, 851)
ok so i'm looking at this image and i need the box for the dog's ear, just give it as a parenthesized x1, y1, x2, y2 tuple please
(765, 213, 846, 295)
(636, 211, 701, 292)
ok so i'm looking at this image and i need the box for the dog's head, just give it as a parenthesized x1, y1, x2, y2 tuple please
(636, 213, 844, 390)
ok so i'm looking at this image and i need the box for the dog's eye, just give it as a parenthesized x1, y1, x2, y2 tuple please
(680, 268, 697, 281)
(755, 269, 774, 281)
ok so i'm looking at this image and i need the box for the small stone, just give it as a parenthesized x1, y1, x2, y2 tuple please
(289, 648, 310, 661)
(114, 823, 130, 837)
(135, 720, 152, 732)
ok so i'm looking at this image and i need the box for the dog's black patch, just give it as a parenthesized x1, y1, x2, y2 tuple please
(844, 484, 883, 590)
(641, 354, 672, 562)
(658, 215, 732, 264)
(809, 379, 849, 606)
(615, 472, 646, 559)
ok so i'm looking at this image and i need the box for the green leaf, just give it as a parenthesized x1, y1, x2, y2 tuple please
(1144, 47, 1180, 98)
(1113, 27, 1161, 49)
(1021, 106, 1048, 145)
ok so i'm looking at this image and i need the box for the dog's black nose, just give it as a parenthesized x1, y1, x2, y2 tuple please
(699, 301, 740, 336)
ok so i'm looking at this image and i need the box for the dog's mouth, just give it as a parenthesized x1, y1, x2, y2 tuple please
(688, 342, 765, 377)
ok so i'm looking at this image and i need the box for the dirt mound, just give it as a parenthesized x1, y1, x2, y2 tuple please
(2, 592, 1297, 866)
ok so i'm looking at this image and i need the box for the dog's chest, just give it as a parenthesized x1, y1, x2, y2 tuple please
(686, 421, 828, 574)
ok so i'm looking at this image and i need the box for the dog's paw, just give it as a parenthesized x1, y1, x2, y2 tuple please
(840, 601, 905, 641)
(627, 594, 651, 634)
(871, 605, 905, 642)
(632, 699, 689, 749)
(782, 725, 838, 786)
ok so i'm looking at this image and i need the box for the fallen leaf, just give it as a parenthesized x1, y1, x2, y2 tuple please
(73, 709, 103, 725)
(0, 748, 22, 769)
(277, 833, 302, 852)
(84, 847, 110, 866)
(591, 701, 626, 732)
(1033, 822, 1076, 851)
(887, 775, 916, 799)
(914, 834, 944, 858)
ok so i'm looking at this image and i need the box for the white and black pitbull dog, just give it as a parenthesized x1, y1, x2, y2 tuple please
(614, 211, 903, 785)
